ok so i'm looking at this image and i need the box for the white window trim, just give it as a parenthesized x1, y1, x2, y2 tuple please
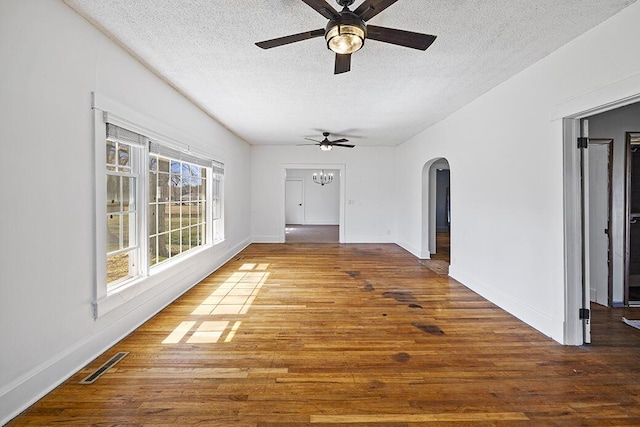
(92, 92, 225, 318)
(105, 142, 144, 289)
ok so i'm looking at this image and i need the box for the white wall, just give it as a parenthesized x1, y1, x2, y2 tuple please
(588, 102, 640, 303)
(286, 169, 340, 225)
(0, 1, 251, 422)
(252, 146, 395, 243)
(395, 1, 640, 344)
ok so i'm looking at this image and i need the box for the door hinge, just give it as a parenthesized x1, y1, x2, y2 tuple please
(579, 308, 590, 320)
(577, 137, 588, 149)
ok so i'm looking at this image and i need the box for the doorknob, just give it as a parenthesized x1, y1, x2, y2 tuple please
(299, 204, 302, 206)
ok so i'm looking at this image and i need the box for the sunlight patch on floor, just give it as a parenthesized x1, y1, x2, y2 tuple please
(162, 263, 270, 344)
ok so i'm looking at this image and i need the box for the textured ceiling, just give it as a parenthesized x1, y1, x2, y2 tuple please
(64, 0, 637, 147)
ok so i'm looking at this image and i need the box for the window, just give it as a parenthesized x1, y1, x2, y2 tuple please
(104, 122, 224, 291)
(148, 151, 208, 267)
(106, 124, 144, 288)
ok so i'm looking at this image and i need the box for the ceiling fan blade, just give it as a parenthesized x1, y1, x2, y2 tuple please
(297, 143, 320, 146)
(332, 143, 355, 148)
(256, 28, 325, 49)
(354, 0, 398, 21)
(366, 25, 437, 50)
(334, 53, 351, 74)
(329, 138, 349, 143)
(300, 0, 339, 20)
(304, 138, 323, 143)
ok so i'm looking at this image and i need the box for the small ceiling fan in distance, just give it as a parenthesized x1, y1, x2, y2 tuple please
(255, 0, 437, 74)
(299, 132, 355, 150)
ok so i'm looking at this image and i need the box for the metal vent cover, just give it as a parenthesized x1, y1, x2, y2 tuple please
(79, 351, 129, 384)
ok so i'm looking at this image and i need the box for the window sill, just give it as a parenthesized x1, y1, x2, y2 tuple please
(94, 244, 213, 319)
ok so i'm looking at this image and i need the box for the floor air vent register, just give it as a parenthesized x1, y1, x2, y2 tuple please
(79, 351, 129, 384)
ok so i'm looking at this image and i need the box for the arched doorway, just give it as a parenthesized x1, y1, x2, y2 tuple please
(421, 158, 451, 264)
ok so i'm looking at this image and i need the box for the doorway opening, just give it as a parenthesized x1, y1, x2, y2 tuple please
(433, 166, 451, 263)
(626, 132, 640, 304)
(564, 100, 640, 345)
(283, 167, 343, 243)
(421, 158, 451, 273)
(585, 136, 613, 308)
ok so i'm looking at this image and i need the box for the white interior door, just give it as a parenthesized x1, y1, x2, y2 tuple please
(285, 179, 304, 224)
(588, 142, 611, 307)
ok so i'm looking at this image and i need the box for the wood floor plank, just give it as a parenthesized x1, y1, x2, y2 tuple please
(8, 243, 640, 425)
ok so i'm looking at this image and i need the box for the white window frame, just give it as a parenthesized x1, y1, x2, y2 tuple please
(92, 93, 225, 318)
(212, 161, 225, 244)
(105, 127, 146, 290)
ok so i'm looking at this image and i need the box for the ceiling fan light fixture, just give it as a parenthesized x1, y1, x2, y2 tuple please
(320, 143, 333, 151)
(326, 23, 365, 55)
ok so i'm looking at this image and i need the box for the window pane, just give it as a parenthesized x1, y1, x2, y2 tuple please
(149, 236, 157, 266)
(107, 252, 130, 285)
(193, 202, 200, 226)
(107, 213, 121, 253)
(106, 141, 116, 167)
(170, 174, 181, 202)
(181, 185, 189, 205)
(198, 180, 205, 201)
(118, 144, 130, 167)
(149, 203, 157, 235)
(182, 226, 191, 251)
(149, 155, 157, 173)
(158, 172, 170, 201)
(182, 163, 191, 177)
(159, 157, 169, 173)
(107, 175, 120, 213)
(158, 232, 170, 261)
(171, 230, 181, 256)
(190, 226, 198, 248)
(158, 203, 169, 234)
(122, 213, 130, 248)
(149, 171, 157, 202)
(122, 177, 131, 212)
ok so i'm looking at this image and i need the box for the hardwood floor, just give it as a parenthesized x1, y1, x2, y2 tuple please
(9, 243, 640, 425)
(431, 232, 450, 262)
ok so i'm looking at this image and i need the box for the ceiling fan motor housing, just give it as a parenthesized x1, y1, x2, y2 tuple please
(325, 10, 367, 54)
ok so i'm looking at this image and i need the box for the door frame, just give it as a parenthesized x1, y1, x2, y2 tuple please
(280, 163, 346, 243)
(563, 95, 640, 345)
(625, 132, 640, 305)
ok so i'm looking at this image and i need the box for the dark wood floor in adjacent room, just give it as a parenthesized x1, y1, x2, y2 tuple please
(9, 243, 640, 425)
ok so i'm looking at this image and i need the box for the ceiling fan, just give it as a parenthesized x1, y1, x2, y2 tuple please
(255, 0, 437, 74)
(299, 132, 355, 150)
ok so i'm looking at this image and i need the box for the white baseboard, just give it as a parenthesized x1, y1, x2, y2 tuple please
(395, 240, 429, 259)
(0, 236, 251, 426)
(251, 234, 282, 243)
(346, 234, 395, 243)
